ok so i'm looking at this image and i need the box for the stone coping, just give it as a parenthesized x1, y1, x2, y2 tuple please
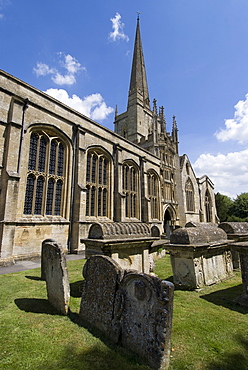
(166, 240, 232, 252)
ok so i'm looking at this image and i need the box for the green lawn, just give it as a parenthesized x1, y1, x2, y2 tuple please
(0, 256, 247, 370)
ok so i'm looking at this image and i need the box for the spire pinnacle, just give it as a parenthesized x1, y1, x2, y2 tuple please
(128, 16, 150, 109)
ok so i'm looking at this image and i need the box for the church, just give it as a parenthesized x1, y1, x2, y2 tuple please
(0, 18, 217, 265)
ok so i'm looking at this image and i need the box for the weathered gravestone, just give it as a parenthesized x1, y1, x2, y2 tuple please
(231, 241, 248, 307)
(81, 222, 160, 273)
(79, 255, 174, 370)
(219, 222, 248, 269)
(41, 239, 70, 315)
(167, 225, 233, 289)
(79, 254, 124, 338)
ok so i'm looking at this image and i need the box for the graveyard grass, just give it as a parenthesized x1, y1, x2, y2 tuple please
(0, 256, 247, 370)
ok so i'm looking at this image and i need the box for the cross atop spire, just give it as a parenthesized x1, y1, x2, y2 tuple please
(128, 16, 150, 109)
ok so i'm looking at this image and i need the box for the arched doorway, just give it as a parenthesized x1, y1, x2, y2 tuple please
(163, 209, 172, 239)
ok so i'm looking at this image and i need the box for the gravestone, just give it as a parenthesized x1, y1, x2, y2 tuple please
(118, 271, 174, 370)
(219, 222, 248, 269)
(81, 222, 160, 273)
(231, 241, 248, 307)
(79, 255, 174, 370)
(41, 239, 70, 315)
(79, 255, 123, 338)
(167, 226, 233, 289)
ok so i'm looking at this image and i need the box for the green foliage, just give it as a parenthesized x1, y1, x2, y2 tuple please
(231, 193, 248, 220)
(215, 192, 248, 222)
(0, 258, 248, 369)
(215, 192, 233, 222)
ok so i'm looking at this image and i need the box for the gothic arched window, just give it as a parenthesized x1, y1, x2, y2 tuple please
(123, 162, 139, 218)
(86, 150, 110, 217)
(24, 131, 66, 216)
(147, 171, 159, 219)
(205, 190, 212, 222)
(185, 179, 194, 212)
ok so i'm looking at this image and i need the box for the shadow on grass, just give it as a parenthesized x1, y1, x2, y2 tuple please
(200, 284, 248, 314)
(205, 335, 248, 370)
(15, 298, 60, 315)
(35, 343, 149, 370)
(70, 280, 84, 298)
(25, 275, 43, 281)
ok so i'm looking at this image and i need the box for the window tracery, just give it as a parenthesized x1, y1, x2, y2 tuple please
(123, 162, 139, 218)
(86, 150, 109, 217)
(24, 131, 66, 216)
(185, 179, 194, 212)
(147, 171, 159, 219)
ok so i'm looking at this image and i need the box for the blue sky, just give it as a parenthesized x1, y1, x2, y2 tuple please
(1, 0, 248, 198)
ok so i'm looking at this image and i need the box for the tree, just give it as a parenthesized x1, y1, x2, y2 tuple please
(215, 192, 233, 222)
(231, 193, 248, 221)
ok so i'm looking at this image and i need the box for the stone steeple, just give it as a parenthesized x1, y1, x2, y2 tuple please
(114, 16, 153, 144)
(128, 16, 150, 110)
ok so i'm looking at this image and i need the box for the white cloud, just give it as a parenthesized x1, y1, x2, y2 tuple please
(109, 13, 129, 42)
(193, 149, 248, 198)
(215, 93, 248, 143)
(52, 73, 76, 86)
(33, 53, 85, 86)
(33, 62, 56, 77)
(45, 88, 114, 121)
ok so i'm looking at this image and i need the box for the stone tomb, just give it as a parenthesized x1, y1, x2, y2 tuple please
(166, 225, 233, 289)
(79, 255, 174, 370)
(219, 222, 248, 269)
(230, 241, 248, 307)
(81, 222, 160, 273)
(41, 239, 70, 315)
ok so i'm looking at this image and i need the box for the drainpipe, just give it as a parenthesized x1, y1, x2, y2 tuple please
(17, 99, 29, 174)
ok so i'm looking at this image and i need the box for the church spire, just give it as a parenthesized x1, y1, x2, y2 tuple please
(128, 16, 150, 109)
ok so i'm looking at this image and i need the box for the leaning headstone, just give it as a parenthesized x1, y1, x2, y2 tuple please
(42, 239, 70, 315)
(79, 255, 174, 370)
(118, 271, 174, 370)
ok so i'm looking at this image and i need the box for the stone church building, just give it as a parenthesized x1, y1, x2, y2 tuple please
(0, 19, 217, 265)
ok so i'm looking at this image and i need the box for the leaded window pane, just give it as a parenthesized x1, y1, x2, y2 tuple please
(86, 154, 91, 183)
(46, 178, 54, 215)
(54, 180, 63, 215)
(103, 159, 107, 185)
(49, 140, 57, 175)
(38, 136, 47, 173)
(103, 189, 107, 216)
(91, 186, 95, 216)
(28, 133, 38, 170)
(24, 175, 35, 214)
(98, 188, 102, 215)
(57, 143, 64, 176)
(99, 157, 103, 185)
(91, 154, 97, 183)
(86, 185, 90, 216)
(34, 176, 44, 214)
